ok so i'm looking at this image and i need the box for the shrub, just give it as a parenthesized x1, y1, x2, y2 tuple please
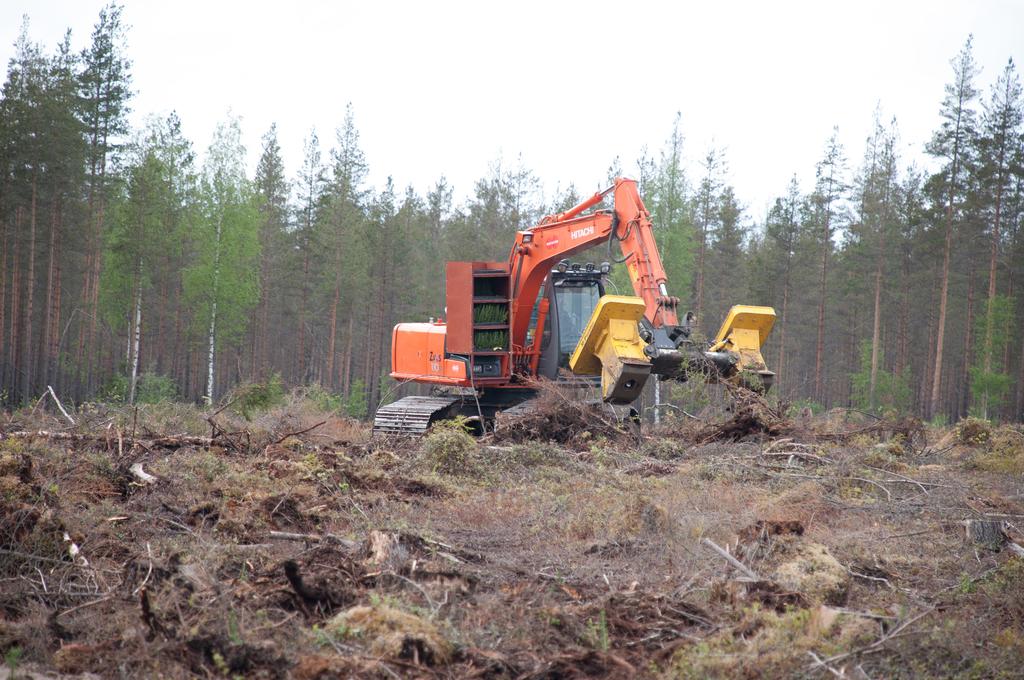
(788, 399, 824, 417)
(641, 437, 687, 460)
(850, 340, 911, 415)
(422, 418, 476, 474)
(232, 373, 285, 420)
(136, 373, 178, 403)
(974, 425, 1024, 475)
(304, 383, 343, 412)
(345, 378, 369, 420)
(955, 417, 992, 446)
(101, 371, 178, 404)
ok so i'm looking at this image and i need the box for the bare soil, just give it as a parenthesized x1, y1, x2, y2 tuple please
(1, 395, 1023, 678)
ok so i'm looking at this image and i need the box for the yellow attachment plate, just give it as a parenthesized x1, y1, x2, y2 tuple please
(569, 295, 649, 376)
(711, 305, 777, 351)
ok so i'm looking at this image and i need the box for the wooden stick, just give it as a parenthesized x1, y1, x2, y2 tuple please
(48, 385, 75, 425)
(268, 530, 358, 550)
(701, 537, 759, 580)
(5, 430, 219, 449)
(129, 462, 157, 484)
(272, 419, 327, 445)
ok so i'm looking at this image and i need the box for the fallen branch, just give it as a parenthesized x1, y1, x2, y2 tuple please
(701, 537, 759, 580)
(129, 462, 157, 484)
(268, 530, 359, 550)
(5, 429, 227, 450)
(48, 385, 76, 425)
(808, 608, 935, 669)
(273, 419, 327, 445)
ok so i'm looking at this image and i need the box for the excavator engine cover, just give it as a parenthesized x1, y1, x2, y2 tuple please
(569, 295, 652, 404)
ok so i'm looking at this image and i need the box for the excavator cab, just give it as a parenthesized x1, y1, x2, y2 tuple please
(532, 261, 607, 379)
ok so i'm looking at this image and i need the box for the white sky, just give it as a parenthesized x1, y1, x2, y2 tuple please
(2, 0, 1023, 218)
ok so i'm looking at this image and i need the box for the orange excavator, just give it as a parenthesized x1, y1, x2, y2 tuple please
(373, 177, 776, 435)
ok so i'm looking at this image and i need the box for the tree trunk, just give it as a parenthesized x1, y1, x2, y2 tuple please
(41, 199, 58, 390)
(128, 256, 143, 404)
(205, 213, 222, 405)
(1017, 327, 1024, 421)
(49, 213, 63, 393)
(298, 243, 310, 383)
(326, 271, 340, 387)
(23, 172, 37, 400)
(9, 208, 21, 399)
(343, 315, 354, 396)
(961, 272, 975, 419)
(869, 236, 884, 408)
(896, 253, 910, 378)
(929, 96, 965, 420)
(814, 210, 831, 404)
(775, 263, 790, 397)
(695, 214, 708, 322)
(980, 143, 1007, 417)
(0, 201, 8, 388)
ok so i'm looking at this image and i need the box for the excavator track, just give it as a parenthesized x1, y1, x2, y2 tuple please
(372, 395, 462, 436)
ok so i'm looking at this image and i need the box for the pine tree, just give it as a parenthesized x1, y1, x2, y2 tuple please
(294, 129, 323, 384)
(39, 32, 86, 394)
(756, 177, 800, 395)
(809, 129, 847, 405)
(251, 124, 289, 380)
(76, 1, 132, 396)
(0, 19, 47, 401)
(854, 112, 900, 409)
(704, 185, 747, 326)
(321, 104, 368, 388)
(975, 58, 1022, 417)
(647, 114, 695, 310)
(693, 147, 724, 321)
(925, 35, 980, 420)
(100, 114, 192, 402)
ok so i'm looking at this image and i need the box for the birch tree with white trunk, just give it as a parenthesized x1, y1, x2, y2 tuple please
(184, 114, 259, 404)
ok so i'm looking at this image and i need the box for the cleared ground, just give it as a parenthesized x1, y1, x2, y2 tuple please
(1, 389, 1023, 678)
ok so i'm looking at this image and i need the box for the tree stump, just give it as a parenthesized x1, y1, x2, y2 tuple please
(363, 530, 408, 573)
(965, 520, 1005, 550)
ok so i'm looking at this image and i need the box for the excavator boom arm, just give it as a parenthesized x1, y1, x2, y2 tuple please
(507, 178, 680, 351)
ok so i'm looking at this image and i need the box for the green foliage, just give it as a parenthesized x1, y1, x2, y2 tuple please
(345, 378, 369, 420)
(584, 609, 610, 651)
(305, 383, 343, 412)
(970, 294, 1015, 418)
(850, 340, 911, 415)
(787, 399, 824, 416)
(232, 373, 285, 420)
(956, 416, 992, 445)
(184, 114, 261, 400)
(5, 646, 22, 677)
(968, 424, 1024, 475)
(102, 371, 178, 403)
(647, 114, 696, 305)
(136, 372, 177, 403)
(474, 330, 507, 350)
(473, 303, 508, 324)
(422, 417, 476, 474)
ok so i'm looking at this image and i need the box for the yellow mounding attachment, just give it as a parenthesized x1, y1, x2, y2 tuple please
(569, 295, 652, 404)
(709, 305, 777, 390)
